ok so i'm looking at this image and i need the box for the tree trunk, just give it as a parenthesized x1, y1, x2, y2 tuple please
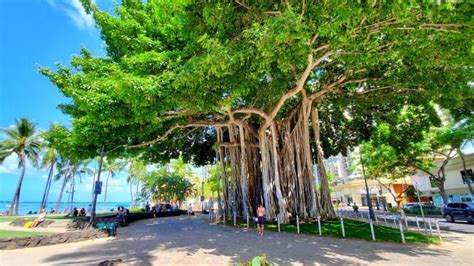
(40, 161, 55, 211)
(270, 123, 289, 223)
(104, 171, 111, 204)
(90, 149, 105, 224)
(55, 169, 70, 213)
(439, 181, 448, 204)
(311, 108, 336, 219)
(458, 151, 474, 195)
(130, 181, 134, 205)
(9, 154, 26, 215)
(70, 174, 75, 210)
(238, 125, 250, 216)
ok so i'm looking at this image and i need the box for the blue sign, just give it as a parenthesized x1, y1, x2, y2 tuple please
(95, 181, 103, 194)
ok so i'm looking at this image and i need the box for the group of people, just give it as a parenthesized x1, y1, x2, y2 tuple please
(116, 206, 129, 226)
(71, 204, 92, 217)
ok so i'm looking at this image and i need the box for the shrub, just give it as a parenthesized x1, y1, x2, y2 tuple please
(128, 207, 145, 213)
(388, 207, 398, 213)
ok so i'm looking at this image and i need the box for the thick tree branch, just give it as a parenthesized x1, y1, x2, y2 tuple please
(308, 75, 347, 102)
(128, 122, 228, 149)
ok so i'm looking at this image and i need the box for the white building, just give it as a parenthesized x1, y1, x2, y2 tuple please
(411, 153, 474, 207)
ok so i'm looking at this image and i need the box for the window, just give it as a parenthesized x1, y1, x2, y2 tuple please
(459, 203, 468, 209)
(448, 203, 459, 208)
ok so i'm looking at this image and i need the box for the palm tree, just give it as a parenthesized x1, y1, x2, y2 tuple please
(0, 118, 41, 215)
(103, 159, 124, 205)
(127, 159, 145, 206)
(54, 159, 73, 213)
(68, 160, 93, 211)
(39, 145, 59, 212)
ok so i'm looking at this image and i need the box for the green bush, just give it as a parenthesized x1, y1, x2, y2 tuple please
(387, 207, 398, 213)
(238, 254, 271, 266)
(128, 207, 145, 213)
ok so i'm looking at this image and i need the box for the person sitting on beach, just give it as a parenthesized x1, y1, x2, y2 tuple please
(50, 208, 56, 214)
(80, 208, 86, 216)
(117, 206, 127, 226)
(31, 208, 46, 228)
(73, 207, 79, 217)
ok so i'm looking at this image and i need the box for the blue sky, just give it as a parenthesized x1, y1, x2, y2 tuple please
(0, 0, 133, 203)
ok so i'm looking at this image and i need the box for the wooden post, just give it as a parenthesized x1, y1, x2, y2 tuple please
(296, 215, 300, 234)
(234, 211, 236, 226)
(369, 219, 376, 241)
(317, 217, 322, 236)
(340, 218, 345, 238)
(223, 212, 226, 226)
(399, 222, 405, 244)
(435, 220, 442, 242)
(404, 217, 409, 231)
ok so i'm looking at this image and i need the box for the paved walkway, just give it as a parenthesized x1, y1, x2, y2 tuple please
(1, 214, 473, 265)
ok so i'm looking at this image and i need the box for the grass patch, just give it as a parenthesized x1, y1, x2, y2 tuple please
(226, 217, 439, 245)
(0, 230, 50, 238)
(0, 216, 35, 223)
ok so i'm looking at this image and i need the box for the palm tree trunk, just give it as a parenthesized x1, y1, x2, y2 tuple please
(129, 182, 134, 205)
(40, 161, 55, 211)
(9, 154, 26, 215)
(55, 170, 70, 213)
(136, 182, 139, 198)
(70, 175, 75, 210)
(104, 172, 111, 204)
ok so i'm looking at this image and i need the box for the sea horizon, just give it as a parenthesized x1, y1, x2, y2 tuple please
(0, 201, 136, 215)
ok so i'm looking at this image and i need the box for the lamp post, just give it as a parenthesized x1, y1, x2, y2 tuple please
(359, 148, 375, 221)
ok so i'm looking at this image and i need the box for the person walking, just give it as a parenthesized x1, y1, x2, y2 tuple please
(396, 208, 408, 230)
(256, 203, 266, 236)
(187, 204, 193, 218)
(352, 202, 359, 217)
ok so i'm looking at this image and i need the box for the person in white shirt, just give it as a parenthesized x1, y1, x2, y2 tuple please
(31, 208, 46, 228)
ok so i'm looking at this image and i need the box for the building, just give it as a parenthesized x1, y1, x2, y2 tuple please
(411, 153, 474, 207)
(331, 174, 411, 209)
(328, 149, 412, 208)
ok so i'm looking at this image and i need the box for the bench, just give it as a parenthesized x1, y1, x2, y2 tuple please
(96, 222, 119, 236)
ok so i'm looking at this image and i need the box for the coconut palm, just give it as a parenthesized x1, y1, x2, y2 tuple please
(68, 160, 93, 211)
(103, 159, 124, 204)
(0, 118, 42, 215)
(54, 159, 73, 213)
(39, 145, 59, 211)
(127, 159, 145, 206)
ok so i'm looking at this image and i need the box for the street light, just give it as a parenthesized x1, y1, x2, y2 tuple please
(359, 148, 375, 221)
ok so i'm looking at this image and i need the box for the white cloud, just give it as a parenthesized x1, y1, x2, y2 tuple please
(0, 155, 18, 174)
(47, 0, 95, 30)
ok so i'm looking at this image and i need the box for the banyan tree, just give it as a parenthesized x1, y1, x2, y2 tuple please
(41, 1, 473, 223)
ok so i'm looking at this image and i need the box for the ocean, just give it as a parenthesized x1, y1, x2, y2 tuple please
(0, 201, 135, 215)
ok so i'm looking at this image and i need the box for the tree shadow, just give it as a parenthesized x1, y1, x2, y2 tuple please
(41, 215, 465, 265)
